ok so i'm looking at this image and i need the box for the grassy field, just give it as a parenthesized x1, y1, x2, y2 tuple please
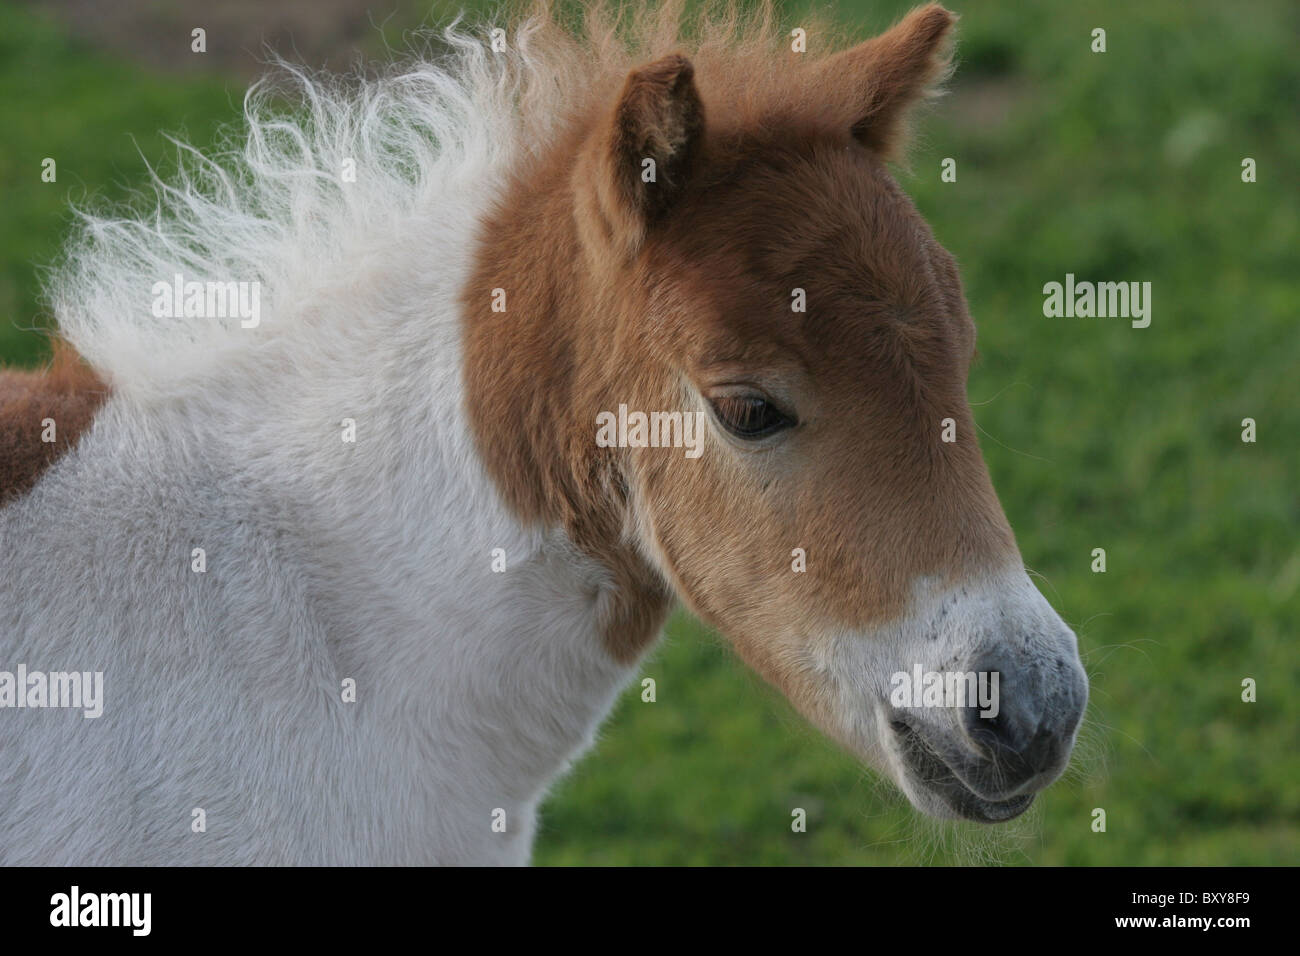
(2, 0, 1296, 864)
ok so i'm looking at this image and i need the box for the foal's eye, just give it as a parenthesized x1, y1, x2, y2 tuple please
(708, 394, 794, 440)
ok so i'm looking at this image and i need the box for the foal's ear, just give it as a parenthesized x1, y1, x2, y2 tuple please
(820, 3, 956, 158)
(576, 53, 704, 259)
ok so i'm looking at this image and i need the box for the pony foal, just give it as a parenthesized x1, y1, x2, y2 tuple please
(0, 1, 1087, 864)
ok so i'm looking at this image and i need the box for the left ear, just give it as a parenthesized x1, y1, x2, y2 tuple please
(817, 3, 956, 157)
(574, 53, 705, 261)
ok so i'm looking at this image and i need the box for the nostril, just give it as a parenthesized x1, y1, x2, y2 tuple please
(964, 702, 1035, 756)
(958, 648, 1086, 791)
(967, 704, 1073, 786)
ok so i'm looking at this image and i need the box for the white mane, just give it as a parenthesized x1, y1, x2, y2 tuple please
(47, 19, 556, 397)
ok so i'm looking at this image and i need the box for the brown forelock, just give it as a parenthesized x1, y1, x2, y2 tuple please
(0, 339, 110, 506)
(462, 3, 1009, 670)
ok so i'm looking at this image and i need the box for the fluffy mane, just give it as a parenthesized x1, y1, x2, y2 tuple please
(45, 0, 864, 397)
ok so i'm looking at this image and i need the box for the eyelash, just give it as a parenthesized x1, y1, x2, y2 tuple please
(707, 395, 795, 440)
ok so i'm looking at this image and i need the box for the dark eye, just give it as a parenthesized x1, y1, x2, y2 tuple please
(708, 394, 794, 440)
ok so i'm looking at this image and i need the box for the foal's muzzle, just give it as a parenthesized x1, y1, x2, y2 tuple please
(889, 645, 1088, 823)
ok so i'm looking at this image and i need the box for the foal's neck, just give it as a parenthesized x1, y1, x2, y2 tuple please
(459, 127, 672, 663)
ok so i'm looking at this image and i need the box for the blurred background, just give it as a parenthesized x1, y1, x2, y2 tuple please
(1, 0, 1296, 863)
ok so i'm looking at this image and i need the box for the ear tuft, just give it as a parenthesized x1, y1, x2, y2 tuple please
(576, 53, 704, 260)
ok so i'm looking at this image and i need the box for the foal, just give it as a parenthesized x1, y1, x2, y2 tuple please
(0, 1, 1087, 864)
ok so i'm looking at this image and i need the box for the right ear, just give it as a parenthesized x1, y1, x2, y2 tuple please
(574, 53, 705, 261)
(815, 3, 956, 158)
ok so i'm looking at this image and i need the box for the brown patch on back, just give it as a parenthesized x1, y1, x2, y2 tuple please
(0, 340, 110, 506)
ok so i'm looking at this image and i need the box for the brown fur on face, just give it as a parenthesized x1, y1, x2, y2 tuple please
(632, 143, 1017, 691)
(462, 2, 1016, 675)
(0, 340, 110, 506)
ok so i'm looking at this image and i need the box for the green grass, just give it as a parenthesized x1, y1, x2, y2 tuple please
(0, 5, 244, 365)
(2, 0, 1296, 864)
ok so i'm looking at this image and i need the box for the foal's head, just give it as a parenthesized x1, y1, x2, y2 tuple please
(470, 3, 1088, 823)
